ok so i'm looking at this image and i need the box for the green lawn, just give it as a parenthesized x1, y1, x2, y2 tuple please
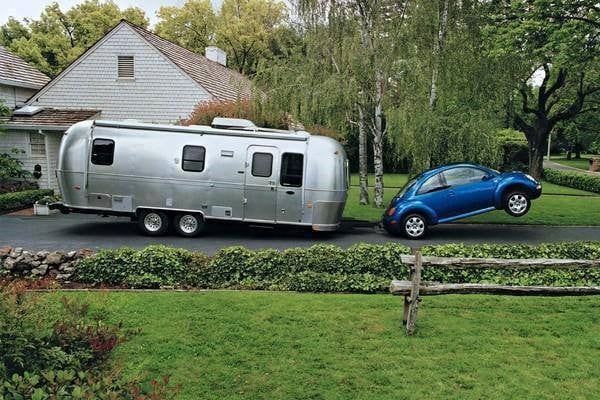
(552, 154, 596, 171)
(344, 173, 600, 225)
(50, 291, 600, 400)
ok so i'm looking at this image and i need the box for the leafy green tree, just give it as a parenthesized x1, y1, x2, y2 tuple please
(215, 0, 288, 75)
(0, 1, 149, 77)
(155, 0, 217, 54)
(484, 0, 599, 179)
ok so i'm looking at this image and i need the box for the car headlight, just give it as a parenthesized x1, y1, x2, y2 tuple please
(525, 174, 537, 183)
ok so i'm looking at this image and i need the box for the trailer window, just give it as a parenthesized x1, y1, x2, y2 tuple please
(280, 153, 303, 187)
(252, 153, 273, 177)
(91, 139, 115, 166)
(182, 145, 206, 172)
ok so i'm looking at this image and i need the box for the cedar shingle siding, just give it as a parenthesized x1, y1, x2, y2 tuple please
(29, 24, 212, 123)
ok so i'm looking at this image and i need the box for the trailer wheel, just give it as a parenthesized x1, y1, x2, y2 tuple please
(138, 210, 169, 236)
(174, 213, 205, 237)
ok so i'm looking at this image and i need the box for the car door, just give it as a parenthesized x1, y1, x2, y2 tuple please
(414, 173, 454, 220)
(442, 167, 496, 216)
(244, 146, 279, 222)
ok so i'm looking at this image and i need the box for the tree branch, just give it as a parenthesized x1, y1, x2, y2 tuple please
(519, 84, 537, 115)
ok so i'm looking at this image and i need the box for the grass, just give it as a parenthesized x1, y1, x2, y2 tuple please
(552, 154, 597, 171)
(344, 173, 600, 225)
(46, 291, 600, 400)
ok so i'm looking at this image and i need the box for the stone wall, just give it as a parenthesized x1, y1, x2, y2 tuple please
(0, 246, 93, 281)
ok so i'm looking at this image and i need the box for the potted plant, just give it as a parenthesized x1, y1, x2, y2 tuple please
(34, 195, 61, 216)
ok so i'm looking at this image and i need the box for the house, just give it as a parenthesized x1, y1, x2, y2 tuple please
(0, 20, 253, 191)
(0, 45, 50, 109)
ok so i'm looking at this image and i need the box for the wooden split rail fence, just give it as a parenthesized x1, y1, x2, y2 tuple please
(391, 251, 600, 335)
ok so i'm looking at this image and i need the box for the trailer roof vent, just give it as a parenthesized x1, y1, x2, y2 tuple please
(211, 117, 256, 130)
(13, 106, 43, 116)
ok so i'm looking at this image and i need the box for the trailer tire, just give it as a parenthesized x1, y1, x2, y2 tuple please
(174, 213, 205, 237)
(138, 210, 169, 236)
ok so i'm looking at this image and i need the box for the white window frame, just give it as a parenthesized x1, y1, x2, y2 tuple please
(29, 132, 46, 157)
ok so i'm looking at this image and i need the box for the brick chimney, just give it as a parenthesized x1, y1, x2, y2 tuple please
(205, 46, 227, 66)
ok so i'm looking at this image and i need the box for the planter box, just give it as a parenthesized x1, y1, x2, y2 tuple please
(34, 204, 58, 216)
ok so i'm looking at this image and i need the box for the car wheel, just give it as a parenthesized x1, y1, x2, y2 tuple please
(174, 213, 205, 237)
(137, 209, 169, 236)
(402, 214, 428, 239)
(504, 191, 531, 217)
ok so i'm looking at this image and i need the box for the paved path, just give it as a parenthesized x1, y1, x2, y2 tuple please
(1, 213, 598, 254)
(544, 159, 599, 175)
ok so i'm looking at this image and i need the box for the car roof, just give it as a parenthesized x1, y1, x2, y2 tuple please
(418, 163, 491, 180)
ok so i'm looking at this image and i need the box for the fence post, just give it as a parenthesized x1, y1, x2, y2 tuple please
(406, 249, 422, 335)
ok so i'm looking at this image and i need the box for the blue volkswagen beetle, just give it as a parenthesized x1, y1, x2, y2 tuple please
(382, 163, 542, 239)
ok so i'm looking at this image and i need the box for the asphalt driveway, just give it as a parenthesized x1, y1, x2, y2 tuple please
(1, 213, 598, 253)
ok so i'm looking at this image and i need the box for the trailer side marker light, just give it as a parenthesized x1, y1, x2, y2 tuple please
(74, 185, 81, 191)
(306, 202, 313, 209)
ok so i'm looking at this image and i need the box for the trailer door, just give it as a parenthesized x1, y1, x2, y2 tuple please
(244, 146, 279, 222)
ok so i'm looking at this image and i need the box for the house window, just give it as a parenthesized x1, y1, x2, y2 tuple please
(91, 139, 115, 165)
(182, 145, 206, 172)
(280, 153, 303, 187)
(117, 55, 134, 79)
(252, 152, 273, 177)
(29, 133, 45, 157)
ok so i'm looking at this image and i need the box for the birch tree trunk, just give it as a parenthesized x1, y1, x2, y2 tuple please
(372, 72, 386, 208)
(358, 105, 369, 205)
(429, 0, 449, 110)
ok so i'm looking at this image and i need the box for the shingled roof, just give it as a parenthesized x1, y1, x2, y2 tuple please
(0, 108, 99, 130)
(0, 46, 50, 89)
(125, 21, 252, 102)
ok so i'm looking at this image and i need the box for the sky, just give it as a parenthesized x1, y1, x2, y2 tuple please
(1, 0, 223, 27)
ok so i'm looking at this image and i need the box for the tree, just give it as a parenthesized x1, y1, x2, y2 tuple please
(216, 0, 288, 75)
(0, 1, 149, 77)
(485, 0, 599, 179)
(386, 0, 507, 174)
(155, 0, 217, 54)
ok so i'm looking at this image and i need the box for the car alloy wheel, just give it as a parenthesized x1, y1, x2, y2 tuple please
(504, 191, 531, 217)
(403, 214, 427, 239)
(174, 213, 205, 237)
(508, 194, 528, 214)
(138, 209, 169, 236)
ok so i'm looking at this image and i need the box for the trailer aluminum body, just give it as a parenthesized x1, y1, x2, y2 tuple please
(53, 119, 348, 235)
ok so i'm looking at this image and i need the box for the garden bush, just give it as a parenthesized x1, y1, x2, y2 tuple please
(74, 242, 600, 292)
(0, 189, 53, 212)
(543, 168, 600, 193)
(0, 282, 179, 399)
(496, 129, 529, 172)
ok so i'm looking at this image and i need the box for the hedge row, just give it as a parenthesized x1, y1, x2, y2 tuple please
(0, 189, 54, 212)
(72, 242, 600, 293)
(543, 168, 600, 194)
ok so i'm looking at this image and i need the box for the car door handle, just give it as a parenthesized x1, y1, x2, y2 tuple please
(286, 190, 295, 195)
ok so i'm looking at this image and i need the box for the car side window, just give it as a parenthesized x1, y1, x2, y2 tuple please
(416, 173, 445, 195)
(443, 167, 487, 187)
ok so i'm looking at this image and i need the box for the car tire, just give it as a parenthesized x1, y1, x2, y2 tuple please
(402, 214, 428, 239)
(173, 213, 205, 237)
(137, 209, 169, 236)
(504, 191, 531, 217)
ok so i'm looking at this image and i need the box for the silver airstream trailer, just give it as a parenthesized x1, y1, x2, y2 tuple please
(52, 118, 348, 236)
